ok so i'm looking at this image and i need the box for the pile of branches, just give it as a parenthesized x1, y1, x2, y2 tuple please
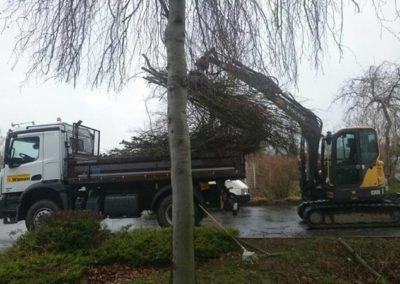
(109, 59, 298, 157)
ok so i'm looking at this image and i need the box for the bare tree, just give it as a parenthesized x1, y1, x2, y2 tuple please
(2, 0, 398, 282)
(335, 62, 400, 179)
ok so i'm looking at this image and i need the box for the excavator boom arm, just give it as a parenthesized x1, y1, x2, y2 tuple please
(200, 50, 322, 196)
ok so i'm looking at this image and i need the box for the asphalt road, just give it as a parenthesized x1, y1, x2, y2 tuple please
(1, 205, 399, 250)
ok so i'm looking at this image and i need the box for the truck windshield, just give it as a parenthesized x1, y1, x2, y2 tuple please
(8, 137, 40, 164)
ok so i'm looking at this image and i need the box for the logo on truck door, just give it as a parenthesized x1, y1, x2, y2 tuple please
(7, 174, 31, 183)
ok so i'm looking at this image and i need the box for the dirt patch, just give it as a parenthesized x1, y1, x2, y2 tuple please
(82, 265, 156, 284)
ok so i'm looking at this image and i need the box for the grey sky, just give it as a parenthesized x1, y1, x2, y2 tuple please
(0, 3, 399, 152)
(297, 3, 400, 132)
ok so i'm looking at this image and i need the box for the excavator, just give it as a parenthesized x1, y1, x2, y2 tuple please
(197, 49, 400, 228)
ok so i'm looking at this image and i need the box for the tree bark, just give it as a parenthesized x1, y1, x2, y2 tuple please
(165, 0, 195, 283)
(381, 102, 393, 178)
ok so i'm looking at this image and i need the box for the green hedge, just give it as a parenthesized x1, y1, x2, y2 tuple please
(0, 211, 239, 283)
(15, 210, 109, 253)
(0, 252, 87, 284)
(94, 226, 239, 266)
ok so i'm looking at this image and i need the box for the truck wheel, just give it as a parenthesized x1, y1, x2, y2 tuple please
(25, 200, 60, 230)
(156, 195, 203, 227)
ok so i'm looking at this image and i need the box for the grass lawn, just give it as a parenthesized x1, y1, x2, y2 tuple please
(123, 238, 400, 284)
(387, 184, 400, 196)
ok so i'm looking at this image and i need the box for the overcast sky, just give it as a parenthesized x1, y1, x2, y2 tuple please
(0, 3, 399, 152)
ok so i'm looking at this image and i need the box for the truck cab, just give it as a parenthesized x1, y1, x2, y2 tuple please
(0, 122, 99, 226)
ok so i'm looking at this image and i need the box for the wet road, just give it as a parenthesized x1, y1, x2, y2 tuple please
(1, 205, 399, 250)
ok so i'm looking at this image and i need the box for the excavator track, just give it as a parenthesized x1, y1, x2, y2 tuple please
(299, 200, 400, 229)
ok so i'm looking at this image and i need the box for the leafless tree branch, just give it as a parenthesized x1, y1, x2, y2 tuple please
(335, 62, 400, 179)
(4, 1, 393, 91)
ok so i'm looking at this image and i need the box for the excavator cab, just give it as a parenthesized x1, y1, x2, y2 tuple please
(299, 127, 392, 227)
(328, 128, 385, 200)
(299, 127, 396, 228)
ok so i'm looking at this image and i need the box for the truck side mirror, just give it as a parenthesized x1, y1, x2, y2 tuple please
(8, 163, 20, 169)
(6, 157, 21, 168)
(3, 153, 10, 166)
(4, 155, 21, 169)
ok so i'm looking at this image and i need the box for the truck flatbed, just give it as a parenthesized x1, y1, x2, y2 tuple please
(66, 154, 245, 185)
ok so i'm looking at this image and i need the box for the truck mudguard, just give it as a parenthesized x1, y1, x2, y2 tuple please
(17, 181, 69, 220)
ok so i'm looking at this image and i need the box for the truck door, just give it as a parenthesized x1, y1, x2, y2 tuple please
(3, 133, 44, 194)
(43, 131, 62, 181)
(332, 132, 363, 187)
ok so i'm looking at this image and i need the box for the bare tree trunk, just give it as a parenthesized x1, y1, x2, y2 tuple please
(381, 103, 393, 179)
(165, 0, 195, 283)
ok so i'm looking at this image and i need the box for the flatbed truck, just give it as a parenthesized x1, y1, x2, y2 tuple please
(0, 121, 244, 229)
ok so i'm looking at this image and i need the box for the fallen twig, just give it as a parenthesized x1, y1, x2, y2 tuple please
(338, 237, 387, 284)
(198, 204, 283, 262)
(239, 239, 284, 257)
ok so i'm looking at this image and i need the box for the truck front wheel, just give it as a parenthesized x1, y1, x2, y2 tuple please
(25, 200, 60, 230)
(156, 195, 202, 227)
